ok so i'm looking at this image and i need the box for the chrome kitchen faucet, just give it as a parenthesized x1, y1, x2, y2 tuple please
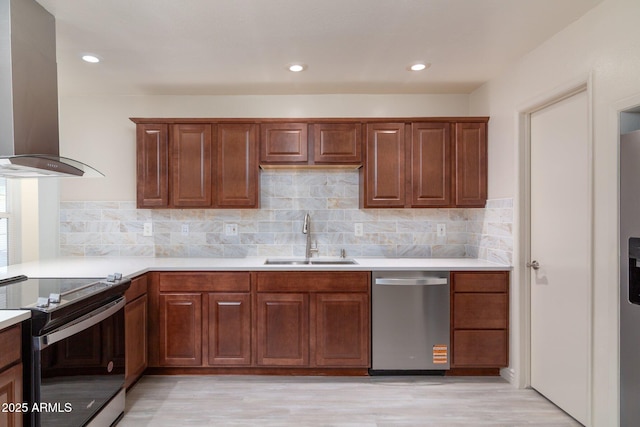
(303, 212, 319, 259)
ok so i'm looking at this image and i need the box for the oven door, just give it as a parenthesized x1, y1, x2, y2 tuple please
(31, 297, 126, 427)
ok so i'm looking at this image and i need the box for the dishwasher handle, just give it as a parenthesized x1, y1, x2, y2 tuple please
(374, 277, 448, 286)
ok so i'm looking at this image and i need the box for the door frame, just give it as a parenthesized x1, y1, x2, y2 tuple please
(515, 76, 594, 424)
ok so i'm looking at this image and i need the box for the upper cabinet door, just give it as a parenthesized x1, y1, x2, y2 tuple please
(361, 123, 406, 208)
(454, 122, 487, 207)
(260, 123, 308, 163)
(136, 124, 169, 208)
(411, 123, 452, 207)
(171, 124, 213, 207)
(312, 123, 362, 164)
(216, 124, 259, 208)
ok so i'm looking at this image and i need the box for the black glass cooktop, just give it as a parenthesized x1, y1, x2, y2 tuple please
(0, 275, 130, 334)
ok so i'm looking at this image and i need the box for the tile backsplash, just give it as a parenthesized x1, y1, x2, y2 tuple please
(60, 170, 513, 264)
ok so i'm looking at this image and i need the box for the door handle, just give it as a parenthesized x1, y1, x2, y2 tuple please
(527, 260, 540, 270)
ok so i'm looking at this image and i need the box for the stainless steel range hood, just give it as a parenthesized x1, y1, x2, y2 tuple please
(0, 0, 102, 178)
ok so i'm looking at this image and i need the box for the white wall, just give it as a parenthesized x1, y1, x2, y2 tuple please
(58, 94, 469, 202)
(469, 0, 640, 424)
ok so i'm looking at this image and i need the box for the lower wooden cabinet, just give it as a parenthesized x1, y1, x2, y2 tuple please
(146, 269, 510, 372)
(125, 294, 147, 387)
(256, 293, 310, 366)
(452, 330, 508, 367)
(451, 271, 509, 368)
(125, 275, 148, 388)
(208, 293, 251, 365)
(314, 293, 369, 367)
(149, 271, 371, 370)
(0, 363, 22, 427)
(0, 324, 23, 427)
(159, 293, 203, 366)
(151, 272, 252, 368)
(255, 271, 370, 369)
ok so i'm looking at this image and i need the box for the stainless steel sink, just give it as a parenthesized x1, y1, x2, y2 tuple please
(264, 258, 357, 265)
(264, 259, 310, 265)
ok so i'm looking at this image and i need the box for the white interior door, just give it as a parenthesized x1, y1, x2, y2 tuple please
(529, 89, 590, 425)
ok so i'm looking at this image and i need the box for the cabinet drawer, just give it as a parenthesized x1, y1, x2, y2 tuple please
(453, 330, 508, 367)
(159, 272, 250, 292)
(256, 272, 370, 292)
(453, 293, 508, 329)
(125, 274, 148, 302)
(0, 325, 21, 370)
(452, 271, 508, 293)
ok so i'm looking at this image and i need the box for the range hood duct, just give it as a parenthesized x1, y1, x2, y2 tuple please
(0, 0, 102, 178)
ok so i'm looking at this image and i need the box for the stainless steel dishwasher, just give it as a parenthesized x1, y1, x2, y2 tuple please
(371, 270, 450, 373)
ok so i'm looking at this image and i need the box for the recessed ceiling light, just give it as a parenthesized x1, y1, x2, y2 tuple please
(409, 63, 430, 71)
(82, 54, 100, 63)
(288, 64, 306, 72)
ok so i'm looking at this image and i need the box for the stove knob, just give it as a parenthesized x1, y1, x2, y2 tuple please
(49, 293, 61, 304)
(114, 272, 123, 281)
(36, 297, 50, 308)
(106, 274, 115, 282)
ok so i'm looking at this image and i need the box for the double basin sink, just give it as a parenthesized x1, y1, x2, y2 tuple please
(264, 258, 358, 265)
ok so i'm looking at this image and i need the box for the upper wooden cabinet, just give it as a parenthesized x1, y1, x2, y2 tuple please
(411, 123, 451, 207)
(260, 123, 308, 163)
(217, 124, 259, 208)
(132, 117, 486, 209)
(360, 119, 488, 208)
(171, 124, 213, 207)
(136, 123, 169, 208)
(311, 123, 362, 164)
(132, 119, 259, 209)
(361, 123, 406, 208)
(454, 122, 487, 207)
(260, 122, 362, 166)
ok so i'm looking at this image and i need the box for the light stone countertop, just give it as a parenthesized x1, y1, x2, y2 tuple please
(0, 310, 30, 330)
(0, 256, 511, 280)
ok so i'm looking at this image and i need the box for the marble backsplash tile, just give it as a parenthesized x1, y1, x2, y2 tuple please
(60, 170, 513, 263)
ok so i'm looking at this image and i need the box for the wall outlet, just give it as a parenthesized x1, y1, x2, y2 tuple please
(437, 223, 446, 237)
(143, 222, 153, 237)
(354, 223, 364, 237)
(181, 223, 189, 236)
(225, 223, 238, 236)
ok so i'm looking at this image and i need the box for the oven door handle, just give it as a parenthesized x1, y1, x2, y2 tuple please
(36, 297, 125, 350)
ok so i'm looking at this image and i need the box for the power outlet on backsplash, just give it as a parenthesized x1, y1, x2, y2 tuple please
(225, 224, 238, 236)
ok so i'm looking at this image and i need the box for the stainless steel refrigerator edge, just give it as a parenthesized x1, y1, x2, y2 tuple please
(371, 271, 450, 371)
(619, 129, 640, 426)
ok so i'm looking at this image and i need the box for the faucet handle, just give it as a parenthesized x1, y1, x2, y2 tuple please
(309, 240, 319, 256)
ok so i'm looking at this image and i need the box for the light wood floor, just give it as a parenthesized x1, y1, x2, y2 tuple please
(119, 375, 581, 426)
